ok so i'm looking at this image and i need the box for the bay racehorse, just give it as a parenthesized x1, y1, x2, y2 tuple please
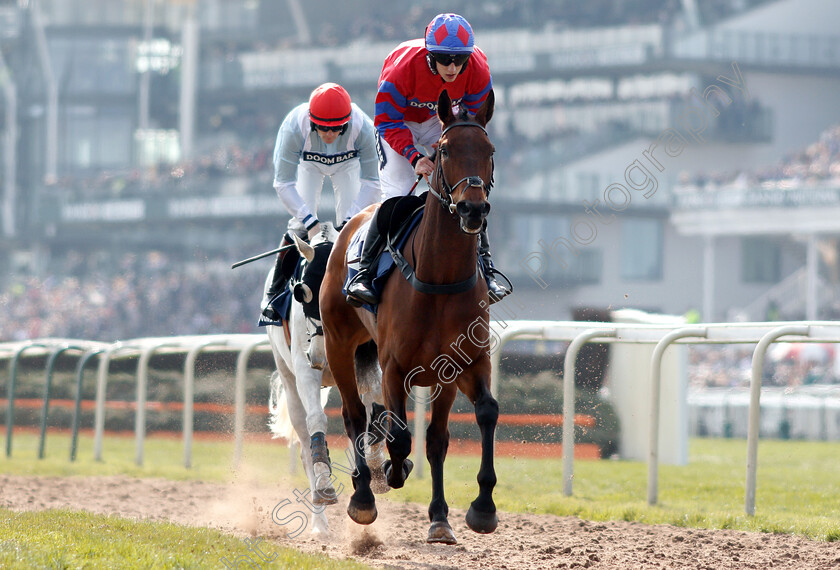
(319, 90, 499, 544)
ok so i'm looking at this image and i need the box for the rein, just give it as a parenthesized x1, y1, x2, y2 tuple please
(385, 120, 493, 296)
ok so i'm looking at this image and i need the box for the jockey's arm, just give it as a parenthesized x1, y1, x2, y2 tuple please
(273, 111, 319, 233)
(274, 181, 319, 234)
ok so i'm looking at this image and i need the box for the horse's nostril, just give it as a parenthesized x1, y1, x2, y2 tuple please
(456, 201, 489, 219)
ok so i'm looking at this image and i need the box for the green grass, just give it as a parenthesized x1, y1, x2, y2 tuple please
(0, 509, 370, 569)
(388, 438, 840, 541)
(0, 431, 372, 568)
(0, 429, 281, 482)
(4, 430, 840, 547)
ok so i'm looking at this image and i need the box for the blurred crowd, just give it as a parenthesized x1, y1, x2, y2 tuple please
(4, 252, 837, 389)
(677, 124, 840, 193)
(0, 251, 265, 342)
(49, 142, 274, 200)
(303, 0, 768, 46)
(688, 344, 838, 389)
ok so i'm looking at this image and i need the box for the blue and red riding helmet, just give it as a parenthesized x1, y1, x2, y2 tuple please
(424, 13, 474, 54)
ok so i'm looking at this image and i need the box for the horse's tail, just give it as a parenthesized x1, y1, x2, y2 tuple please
(268, 370, 332, 445)
(268, 370, 297, 444)
(354, 340, 381, 396)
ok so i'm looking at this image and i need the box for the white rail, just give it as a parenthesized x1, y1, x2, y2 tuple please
(4, 321, 840, 517)
(489, 319, 840, 516)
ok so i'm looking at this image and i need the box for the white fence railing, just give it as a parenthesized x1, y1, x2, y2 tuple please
(486, 319, 840, 515)
(3, 320, 840, 517)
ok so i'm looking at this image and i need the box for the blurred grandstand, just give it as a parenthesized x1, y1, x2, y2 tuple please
(1, 0, 840, 351)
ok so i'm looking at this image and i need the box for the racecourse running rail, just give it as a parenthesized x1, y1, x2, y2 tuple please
(3, 319, 840, 516)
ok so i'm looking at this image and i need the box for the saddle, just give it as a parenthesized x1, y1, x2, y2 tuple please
(343, 194, 426, 314)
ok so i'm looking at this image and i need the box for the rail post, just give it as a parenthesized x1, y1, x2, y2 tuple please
(746, 325, 809, 515)
(39, 344, 84, 459)
(183, 338, 228, 468)
(562, 328, 616, 496)
(6, 342, 50, 457)
(233, 338, 270, 468)
(647, 327, 707, 505)
(70, 349, 104, 461)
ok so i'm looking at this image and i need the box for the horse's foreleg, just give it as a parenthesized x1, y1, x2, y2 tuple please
(426, 384, 457, 545)
(382, 370, 413, 489)
(275, 372, 333, 534)
(465, 380, 499, 534)
(293, 364, 334, 501)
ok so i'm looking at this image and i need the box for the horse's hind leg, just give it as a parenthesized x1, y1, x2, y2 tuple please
(327, 339, 377, 524)
(382, 366, 413, 489)
(361, 393, 389, 494)
(425, 384, 457, 545)
(458, 375, 499, 534)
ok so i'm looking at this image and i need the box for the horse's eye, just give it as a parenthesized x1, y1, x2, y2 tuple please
(439, 146, 448, 158)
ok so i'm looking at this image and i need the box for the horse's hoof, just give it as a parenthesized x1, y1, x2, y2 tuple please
(402, 458, 414, 478)
(466, 505, 498, 534)
(347, 499, 377, 525)
(311, 522, 331, 538)
(383, 458, 414, 489)
(427, 521, 457, 545)
(312, 486, 338, 505)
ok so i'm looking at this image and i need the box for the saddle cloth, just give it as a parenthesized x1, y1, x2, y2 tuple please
(342, 208, 425, 315)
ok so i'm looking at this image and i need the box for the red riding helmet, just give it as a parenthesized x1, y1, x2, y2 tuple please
(308, 83, 352, 127)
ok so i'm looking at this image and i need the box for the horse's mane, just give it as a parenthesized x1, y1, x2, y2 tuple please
(455, 105, 471, 122)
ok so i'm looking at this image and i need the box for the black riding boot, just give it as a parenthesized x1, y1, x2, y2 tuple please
(346, 210, 386, 307)
(260, 232, 294, 320)
(479, 227, 510, 305)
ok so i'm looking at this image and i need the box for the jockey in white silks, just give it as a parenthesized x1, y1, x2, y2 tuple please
(261, 82, 380, 323)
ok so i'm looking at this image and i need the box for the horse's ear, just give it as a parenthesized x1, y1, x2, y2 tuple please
(474, 89, 494, 127)
(437, 89, 453, 126)
(292, 233, 315, 262)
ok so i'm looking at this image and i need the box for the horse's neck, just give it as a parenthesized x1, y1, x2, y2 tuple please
(411, 193, 478, 285)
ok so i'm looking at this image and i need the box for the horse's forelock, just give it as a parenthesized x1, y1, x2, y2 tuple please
(455, 105, 470, 122)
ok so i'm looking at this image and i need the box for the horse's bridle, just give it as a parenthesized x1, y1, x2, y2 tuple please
(385, 120, 494, 297)
(429, 121, 495, 213)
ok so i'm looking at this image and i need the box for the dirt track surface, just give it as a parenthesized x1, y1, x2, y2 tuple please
(1, 474, 838, 569)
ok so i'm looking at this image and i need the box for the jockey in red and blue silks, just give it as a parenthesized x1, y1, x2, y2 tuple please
(346, 13, 509, 307)
(374, 40, 492, 192)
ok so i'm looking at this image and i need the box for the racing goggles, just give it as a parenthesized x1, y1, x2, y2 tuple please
(312, 122, 348, 134)
(431, 52, 470, 67)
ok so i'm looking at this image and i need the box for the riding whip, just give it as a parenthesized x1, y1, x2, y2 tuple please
(408, 173, 423, 195)
(231, 244, 294, 269)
